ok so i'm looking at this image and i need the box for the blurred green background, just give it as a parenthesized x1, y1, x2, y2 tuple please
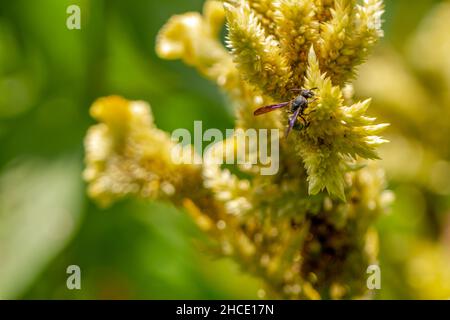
(0, 0, 449, 299)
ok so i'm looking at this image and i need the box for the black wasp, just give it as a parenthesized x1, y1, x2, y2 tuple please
(253, 88, 318, 137)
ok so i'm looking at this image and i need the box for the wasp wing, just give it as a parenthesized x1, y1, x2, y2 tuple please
(253, 102, 289, 116)
(285, 107, 302, 137)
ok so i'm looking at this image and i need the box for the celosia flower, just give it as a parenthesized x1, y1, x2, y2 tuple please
(84, 0, 391, 300)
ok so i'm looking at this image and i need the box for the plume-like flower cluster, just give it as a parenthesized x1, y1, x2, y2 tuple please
(84, 95, 391, 299)
(157, 0, 387, 198)
(354, 2, 450, 299)
(84, 0, 390, 299)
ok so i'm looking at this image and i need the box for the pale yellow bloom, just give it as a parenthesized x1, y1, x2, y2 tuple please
(84, 0, 390, 299)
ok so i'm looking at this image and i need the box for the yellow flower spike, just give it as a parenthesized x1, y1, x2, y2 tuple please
(274, 0, 319, 85)
(204, 0, 227, 37)
(84, 0, 392, 300)
(84, 96, 203, 207)
(319, 0, 384, 85)
(156, 12, 202, 61)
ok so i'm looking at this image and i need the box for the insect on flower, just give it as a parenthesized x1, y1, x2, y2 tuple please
(254, 88, 318, 137)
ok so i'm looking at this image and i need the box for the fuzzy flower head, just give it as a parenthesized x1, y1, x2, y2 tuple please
(296, 49, 388, 199)
(225, 0, 385, 99)
(84, 96, 202, 207)
(83, 0, 392, 300)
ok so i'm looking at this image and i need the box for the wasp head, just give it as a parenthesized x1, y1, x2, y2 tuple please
(300, 88, 317, 99)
